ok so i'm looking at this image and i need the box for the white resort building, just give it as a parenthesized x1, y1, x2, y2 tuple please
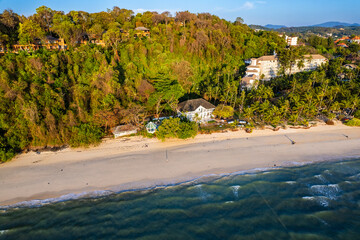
(241, 54, 328, 89)
(285, 36, 298, 46)
(278, 35, 298, 46)
(177, 98, 215, 123)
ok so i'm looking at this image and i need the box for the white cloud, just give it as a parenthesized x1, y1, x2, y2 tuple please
(242, 2, 255, 10)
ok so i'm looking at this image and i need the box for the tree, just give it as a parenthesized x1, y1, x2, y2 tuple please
(68, 11, 91, 32)
(34, 6, 55, 32)
(52, 13, 83, 45)
(0, 9, 19, 29)
(178, 121, 198, 139)
(103, 22, 123, 50)
(213, 104, 234, 119)
(88, 23, 103, 40)
(18, 19, 45, 44)
(278, 47, 302, 75)
(175, 11, 195, 26)
(156, 118, 197, 140)
(148, 74, 185, 117)
(0, 9, 20, 46)
(171, 60, 194, 93)
(110, 7, 133, 25)
(69, 123, 104, 147)
(235, 17, 244, 25)
(156, 118, 180, 140)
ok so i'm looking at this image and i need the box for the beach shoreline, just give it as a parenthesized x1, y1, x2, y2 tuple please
(1, 122, 360, 207)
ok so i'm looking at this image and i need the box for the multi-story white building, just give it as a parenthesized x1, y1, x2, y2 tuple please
(279, 34, 298, 46)
(285, 36, 298, 46)
(241, 54, 327, 88)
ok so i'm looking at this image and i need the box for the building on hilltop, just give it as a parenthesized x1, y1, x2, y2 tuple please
(285, 36, 298, 46)
(177, 98, 215, 123)
(12, 35, 67, 52)
(134, 27, 150, 38)
(42, 36, 67, 50)
(337, 42, 348, 48)
(335, 36, 360, 45)
(350, 36, 360, 44)
(241, 54, 327, 89)
(279, 34, 298, 46)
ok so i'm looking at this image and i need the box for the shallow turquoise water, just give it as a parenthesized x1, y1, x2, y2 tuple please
(1, 159, 360, 239)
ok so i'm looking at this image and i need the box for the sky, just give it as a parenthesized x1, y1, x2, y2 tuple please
(0, 0, 359, 27)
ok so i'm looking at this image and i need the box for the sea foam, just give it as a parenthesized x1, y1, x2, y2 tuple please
(231, 185, 241, 198)
(310, 184, 341, 200)
(0, 190, 114, 210)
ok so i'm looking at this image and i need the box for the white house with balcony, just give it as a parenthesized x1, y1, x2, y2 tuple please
(177, 98, 215, 123)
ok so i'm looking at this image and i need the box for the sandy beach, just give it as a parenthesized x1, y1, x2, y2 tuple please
(1, 122, 360, 207)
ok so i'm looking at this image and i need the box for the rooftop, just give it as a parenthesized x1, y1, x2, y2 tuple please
(303, 54, 327, 60)
(135, 27, 150, 31)
(177, 98, 215, 112)
(344, 64, 358, 69)
(241, 75, 257, 85)
(246, 69, 259, 73)
(257, 55, 277, 61)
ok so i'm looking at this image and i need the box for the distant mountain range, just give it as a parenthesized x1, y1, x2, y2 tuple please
(311, 22, 360, 28)
(264, 24, 287, 29)
(263, 22, 360, 29)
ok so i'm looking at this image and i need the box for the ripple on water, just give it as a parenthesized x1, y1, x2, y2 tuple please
(302, 196, 330, 207)
(310, 184, 341, 200)
(349, 173, 360, 180)
(314, 174, 327, 183)
(194, 184, 211, 201)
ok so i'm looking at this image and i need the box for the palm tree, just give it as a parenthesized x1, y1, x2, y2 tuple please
(238, 90, 246, 114)
(243, 107, 254, 123)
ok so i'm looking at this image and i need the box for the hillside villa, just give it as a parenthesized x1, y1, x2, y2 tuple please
(337, 43, 348, 48)
(177, 98, 215, 123)
(335, 36, 360, 44)
(241, 54, 328, 89)
(134, 27, 150, 38)
(1, 27, 146, 54)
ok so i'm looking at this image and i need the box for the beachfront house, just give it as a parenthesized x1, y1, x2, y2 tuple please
(177, 98, 216, 123)
(111, 124, 137, 138)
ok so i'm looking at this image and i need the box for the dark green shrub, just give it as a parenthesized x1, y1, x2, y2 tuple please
(69, 124, 104, 147)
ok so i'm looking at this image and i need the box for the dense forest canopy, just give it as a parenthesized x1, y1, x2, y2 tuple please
(0, 6, 359, 162)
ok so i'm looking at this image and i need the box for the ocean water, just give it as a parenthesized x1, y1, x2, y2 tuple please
(1, 159, 360, 239)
